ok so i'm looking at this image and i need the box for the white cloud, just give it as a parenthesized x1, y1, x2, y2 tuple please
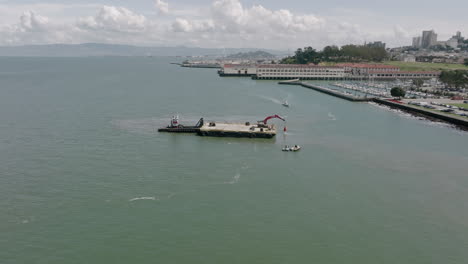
(172, 18, 191, 32)
(77, 6, 147, 33)
(167, 0, 327, 48)
(155, 0, 169, 15)
(19, 11, 49, 32)
(0, 10, 74, 45)
(172, 18, 214, 33)
(0, 0, 464, 48)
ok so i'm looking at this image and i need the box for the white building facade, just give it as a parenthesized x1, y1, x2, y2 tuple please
(219, 64, 257, 76)
(254, 64, 346, 80)
(219, 63, 439, 80)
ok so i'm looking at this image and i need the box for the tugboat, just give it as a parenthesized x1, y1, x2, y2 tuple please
(157, 116, 204, 133)
(170, 115, 180, 128)
(282, 100, 289, 107)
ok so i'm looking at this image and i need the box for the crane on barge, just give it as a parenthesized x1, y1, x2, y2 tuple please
(261, 114, 285, 124)
(258, 114, 287, 132)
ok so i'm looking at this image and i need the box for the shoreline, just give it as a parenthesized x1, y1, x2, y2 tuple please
(279, 81, 468, 130)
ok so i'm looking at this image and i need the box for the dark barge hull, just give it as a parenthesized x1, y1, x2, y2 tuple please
(157, 127, 200, 133)
(197, 131, 275, 138)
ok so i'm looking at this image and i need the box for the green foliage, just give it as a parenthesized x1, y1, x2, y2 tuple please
(412, 79, 424, 88)
(226, 50, 275, 59)
(430, 44, 453, 51)
(280, 44, 388, 64)
(390, 87, 406, 98)
(383, 61, 468, 71)
(339, 44, 388, 62)
(281, 47, 320, 64)
(439, 70, 468, 89)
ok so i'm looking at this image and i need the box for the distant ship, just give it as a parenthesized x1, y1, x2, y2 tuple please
(282, 101, 289, 107)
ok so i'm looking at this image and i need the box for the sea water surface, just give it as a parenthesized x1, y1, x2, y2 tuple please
(1, 57, 468, 264)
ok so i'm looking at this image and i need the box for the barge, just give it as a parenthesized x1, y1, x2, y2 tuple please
(158, 115, 285, 139)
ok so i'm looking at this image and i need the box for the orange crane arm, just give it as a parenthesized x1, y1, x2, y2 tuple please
(263, 115, 285, 124)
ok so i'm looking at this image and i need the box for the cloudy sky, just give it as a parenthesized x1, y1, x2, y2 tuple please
(0, 0, 466, 49)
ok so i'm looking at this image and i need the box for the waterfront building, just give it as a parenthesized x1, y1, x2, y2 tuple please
(219, 63, 439, 80)
(335, 63, 400, 76)
(219, 64, 257, 76)
(367, 71, 440, 79)
(254, 64, 346, 80)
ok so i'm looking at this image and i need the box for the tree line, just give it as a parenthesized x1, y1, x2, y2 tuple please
(439, 70, 468, 89)
(280, 45, 388, 64)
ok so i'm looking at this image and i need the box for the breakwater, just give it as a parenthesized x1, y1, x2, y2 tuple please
(278, 81, 374, 102)
(373, 99, 468, 130)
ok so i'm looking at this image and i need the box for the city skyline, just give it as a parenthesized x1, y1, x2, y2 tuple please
(0, 0, 466, 49)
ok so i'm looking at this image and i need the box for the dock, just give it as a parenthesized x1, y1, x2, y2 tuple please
(279, 81, 374, 102)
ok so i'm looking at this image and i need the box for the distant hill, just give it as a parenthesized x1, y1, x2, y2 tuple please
(226, 50, 276, 59)
(0, 43, 284, 57)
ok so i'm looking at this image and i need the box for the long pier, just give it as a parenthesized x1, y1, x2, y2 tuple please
(278, 80, 374, 102)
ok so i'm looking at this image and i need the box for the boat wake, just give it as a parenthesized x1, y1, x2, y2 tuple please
(257, 95, 283, 105)
(112, 118, 161, 135)
(129, 196, 158, 202)
(225, 172, 241, 184)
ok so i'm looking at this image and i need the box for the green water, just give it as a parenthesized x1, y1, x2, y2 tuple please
(1, 57, 467, 264)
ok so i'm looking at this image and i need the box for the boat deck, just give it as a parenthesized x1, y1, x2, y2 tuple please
(200, 122, 273, 132)
(198, 122, 276, 138)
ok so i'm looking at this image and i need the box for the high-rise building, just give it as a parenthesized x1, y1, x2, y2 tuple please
(412, 37, 421, 48)
(446, 37, 459, 48)
(366, 41, 386, 49)
(453, 31, 464, 41)
(421, 30, 437, 48)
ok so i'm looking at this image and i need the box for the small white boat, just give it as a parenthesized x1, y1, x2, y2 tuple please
(282, 145, 301, 152)
(291, 145, 301, 151)
(282, 101, 289, 107)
